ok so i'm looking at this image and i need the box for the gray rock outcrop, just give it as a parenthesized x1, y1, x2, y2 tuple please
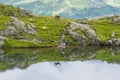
(107, 38, 120, 46)
(67, 22, 101, 45)
(19, 9, 38, 17)
(0, 17, 36, 36)
(25, 23, 36, 35)
(113, 17, 120, 23)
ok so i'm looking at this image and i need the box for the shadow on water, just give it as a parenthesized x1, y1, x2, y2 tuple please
(0, 46, 120, 71)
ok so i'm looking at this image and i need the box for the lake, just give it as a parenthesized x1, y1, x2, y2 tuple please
(0, 46, 120, 80)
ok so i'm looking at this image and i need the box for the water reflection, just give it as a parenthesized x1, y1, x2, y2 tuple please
(0, 60, 120, 80)
(0, 47, 120, 71)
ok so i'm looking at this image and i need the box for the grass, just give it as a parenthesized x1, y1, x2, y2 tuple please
(0, 16, 10, 30)
(89, 18, 120, 41)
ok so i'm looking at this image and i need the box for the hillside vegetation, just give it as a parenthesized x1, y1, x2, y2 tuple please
(0, 3, 120, 48)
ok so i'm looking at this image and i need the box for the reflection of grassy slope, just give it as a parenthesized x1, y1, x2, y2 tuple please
(0, 48, 66, 71)
(0, 47, 120, 71)
(94, 48, 120, 63)
(0, 62, 7, 71)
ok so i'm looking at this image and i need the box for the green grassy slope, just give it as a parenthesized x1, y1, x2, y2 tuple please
(89, 17, 120, 41)
(4, 16, 71, 48)
(0, 4, 120, 48)
(0, 3, 72, 48)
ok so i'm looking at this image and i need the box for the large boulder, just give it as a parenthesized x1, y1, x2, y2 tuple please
(86, 29, 96, 39)
(71, 32, 87, 44)
(85, 29, 100, 45)
(67, 22, 101, 45)
(68, 22, 90, 31)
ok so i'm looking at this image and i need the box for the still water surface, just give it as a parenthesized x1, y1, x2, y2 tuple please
(0, 61, 120, 80)
(0, 47, 120, 80)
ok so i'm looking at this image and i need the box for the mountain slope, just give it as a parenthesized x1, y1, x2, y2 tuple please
(0, 0, 120, 19)
(104, 0, 120, 7)
(0, 3, 120, 48)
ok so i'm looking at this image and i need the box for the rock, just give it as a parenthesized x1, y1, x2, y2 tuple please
(42, 26, 47, 30)
(0, 36, 6, 40)
(0, 36, 6, 46)
(67, 21, 101, 46)
(58, 34, 66, 47)
(113, 17, 120, 23)
(0, 50, 4, 56)
(0, 17, 37, 41)
(1, 30, 16, 36)
(5, 26, 18, 35)
(10, 17, 25, 32)
(6, 17, 36, 35)
(19, 9, 38, 17)
(25, 23, 36, 35)
(71, 32, 87, 44)
(68, 22, 90, 31)
(2, 17, 26, 36)
(107, 38, 120, 46)
(86, 29, 97, 39)
(32, 38, 40, 42)
(111, 32, 115, 38)
(85, 29, 101, 45)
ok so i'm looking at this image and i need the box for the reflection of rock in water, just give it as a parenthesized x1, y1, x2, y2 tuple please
(0, 54, 35, 70)
(59, 46, 120, 63)
(59, 46, 100, 61)
(0, 48, 64, 71)
(55, 62, 61, 65)
(0, 49, 39, 71)
(108, 46, 120, 52)
(0, 50, 4, 56)
(0, 47, 120, 71)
